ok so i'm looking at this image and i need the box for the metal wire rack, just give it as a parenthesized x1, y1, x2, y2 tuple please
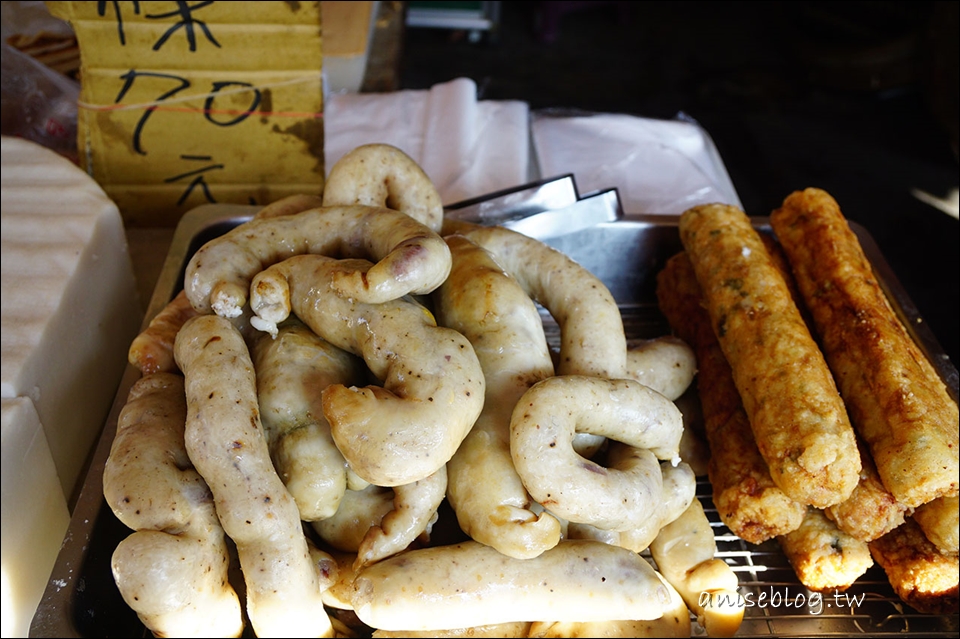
(701, 482, 958, 637)
(540, 304, 959, 637)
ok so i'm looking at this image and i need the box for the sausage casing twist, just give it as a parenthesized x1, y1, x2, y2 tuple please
(433, 234, 562, 558)
(175, 315, 333, 638)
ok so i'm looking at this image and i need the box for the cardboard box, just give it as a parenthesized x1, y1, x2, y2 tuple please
(47, 1, 325, 227)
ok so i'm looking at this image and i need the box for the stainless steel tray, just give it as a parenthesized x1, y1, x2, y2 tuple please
(30, 204, 959, 637)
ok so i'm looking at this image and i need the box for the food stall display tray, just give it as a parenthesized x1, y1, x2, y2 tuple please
(30, 204, 959, 637)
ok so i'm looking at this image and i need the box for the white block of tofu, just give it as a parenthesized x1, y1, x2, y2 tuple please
(1, 135, 142, 503)
(1, 397, 71, 639)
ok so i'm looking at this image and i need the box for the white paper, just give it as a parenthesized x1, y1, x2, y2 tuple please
(323, 88, 429, 171)
(324, 78, 530, 206)
(532, 112, 742, 215)
(419, 77, 478, 198)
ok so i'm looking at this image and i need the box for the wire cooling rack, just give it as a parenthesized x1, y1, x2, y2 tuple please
(542, 304, 960, 638)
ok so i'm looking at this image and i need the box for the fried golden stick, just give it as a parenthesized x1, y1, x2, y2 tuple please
(869, 517, 960, 614)
(764, 233, 908, 542)
(777, 508, 874, 592)
(770, 187, 959, 510)
(913, 495, 959, 555)
(656, 251, 806, 543)
(824, 438, 908, 542)
(678, 204, 860, 509)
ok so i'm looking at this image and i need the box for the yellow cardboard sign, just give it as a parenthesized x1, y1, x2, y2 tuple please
(47, 1, 324, 226)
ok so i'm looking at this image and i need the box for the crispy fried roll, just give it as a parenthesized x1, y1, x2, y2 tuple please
(771, 230, 906, 542)
(824, 438, 908, 542)
(869, 517, 960, 614)
(777, 507, 874, 592)
(656, 251, 806, 543)
(679, 204, 860, 509)
(913, 495, 960, 555)
(770, 187, 958, 509)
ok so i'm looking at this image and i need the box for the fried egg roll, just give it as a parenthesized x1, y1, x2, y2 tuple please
(913, 495, 959, 555)
(869, 517, 959, 614)
(770, 187, 958, 510)
(679, 204, 860, 508)
(656, 251, 806, 543)
(824, 437, 908, 542)
(777, 507, 873, 592)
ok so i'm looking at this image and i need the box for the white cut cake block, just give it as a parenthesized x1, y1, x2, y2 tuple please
(1, 135, 142, 503)
(1, 397, 71, 639)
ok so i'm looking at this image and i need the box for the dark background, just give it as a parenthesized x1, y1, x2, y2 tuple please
(381, 0, 959, 368)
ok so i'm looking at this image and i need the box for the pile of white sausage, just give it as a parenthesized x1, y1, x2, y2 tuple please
(108, 144, 745, 638)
